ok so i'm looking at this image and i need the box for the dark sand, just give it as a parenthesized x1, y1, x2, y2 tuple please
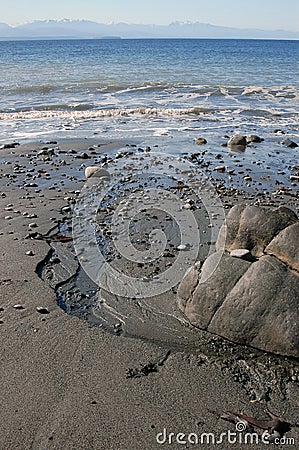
(0, 139, 298, 449)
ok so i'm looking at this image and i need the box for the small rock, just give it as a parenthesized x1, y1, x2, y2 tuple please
(290, 175, 299, 182)
(215, 166, 225, 173)
(2, 142, 19, 149)
(79, 152, 90, 159)
(28, 222, 38, 228)
(230, 249, 252, 260)
(24, 183, 38, 188)
(62, 206, 71, 213)
(85, 166, 99, 179)
(177, 244, 188, 251)
(194, 137, 207, 145)
(13, 304, 24, 310)
(85, 167, 111, 180)
(281, 139, 298, 148)
(246, 135, 264, 143)
(36, 306, 49, 314)
(228, 135, 247, 147)
(243, 175, 252, 181)
(26, 250, 35, 256)
(38, 148, 55, 157)
(49, 256, 61, 264)
(115, 150, 133, 159)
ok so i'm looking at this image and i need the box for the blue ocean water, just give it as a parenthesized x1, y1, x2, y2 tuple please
(0, 38, 298, 145)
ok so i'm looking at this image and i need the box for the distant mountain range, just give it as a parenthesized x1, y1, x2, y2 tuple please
(0, 19, 298, 40)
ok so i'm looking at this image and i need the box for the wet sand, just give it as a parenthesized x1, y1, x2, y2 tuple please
(0, 138, 298, 449)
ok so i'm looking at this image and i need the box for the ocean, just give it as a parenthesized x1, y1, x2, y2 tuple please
(0, 38, 298, 191)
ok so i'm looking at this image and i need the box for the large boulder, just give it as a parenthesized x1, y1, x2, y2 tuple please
(178, 205, 299, 358)
(177, 253, 251, 329)
(209, 256, 299, 357)
(266, 222, 299, 272)
(216, 204, 297, 257)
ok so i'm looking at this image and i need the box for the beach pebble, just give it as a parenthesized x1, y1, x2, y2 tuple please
(36, 306, 49, 314)
(115, 150, 133, 159)
(1, 142, 19, 149)
(28, 222, 38, 228)
(215, 166, 226, 173)
(38, 148, 55, 157)
(290, 175, 299, 182)
(230, 249, 251, 259)
(25, 250, 35, 256)
(85, 167, 111, 180)
(24, 183, 38, 188)
(177, 244, 188, 251)
(13, 304, 24, 310)
(79, 152, 90, 159)
(62, 206, 72, 213)
(243, 175, 252, 181)
(4, 215, 12, 220)
(85, 166, 100, 179)
(246, 134, 264, 143)
(281, 138, 298, 148)
(194, 137, 207, 145)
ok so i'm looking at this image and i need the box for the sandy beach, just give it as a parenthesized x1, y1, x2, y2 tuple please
(0, 138, 298, 450)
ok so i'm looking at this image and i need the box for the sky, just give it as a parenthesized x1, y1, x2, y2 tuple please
(3, 0, 299, 31)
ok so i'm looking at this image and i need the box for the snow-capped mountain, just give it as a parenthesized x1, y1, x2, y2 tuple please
(0, 19, 298, 39)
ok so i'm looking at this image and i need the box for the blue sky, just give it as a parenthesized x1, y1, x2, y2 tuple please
(4, 0, 299, 31)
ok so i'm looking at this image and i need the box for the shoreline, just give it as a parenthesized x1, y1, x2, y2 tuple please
(0, 138, 298, 449)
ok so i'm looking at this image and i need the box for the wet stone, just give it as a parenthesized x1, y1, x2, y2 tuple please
(280, 139, 298, 148)
(228, 135, 247, 147)
(246, 134, 264, 143)
(36, 307, 50, 314)
(194, 137, 207, 145)
(215, 166, 226, 173)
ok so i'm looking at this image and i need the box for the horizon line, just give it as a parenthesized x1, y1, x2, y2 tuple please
(2, 19, 299, 34)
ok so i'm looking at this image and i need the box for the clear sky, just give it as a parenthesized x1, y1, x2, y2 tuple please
(3, 0, 299, 31)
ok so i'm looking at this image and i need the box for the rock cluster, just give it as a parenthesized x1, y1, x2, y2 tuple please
(177, 205, 299, 358)
(227, 134, 264, 151)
